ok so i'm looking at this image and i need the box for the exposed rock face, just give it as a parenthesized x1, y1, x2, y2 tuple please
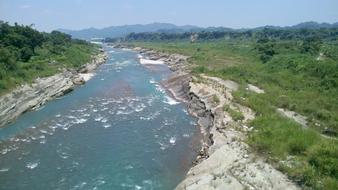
(112, 44, 190, 72)
(0, 71, 75, 127)
(247, 84, 265, 94)
(163, 73, 192, 102)
(77, 52, 108, 73)
(0, 52, 108, 127)
(111, 45, 299, 189)
(175, 81, 299, 190)
(277, 108, 307, 128)
(163, 73, 214, 164)
(158, 56, 298, 189)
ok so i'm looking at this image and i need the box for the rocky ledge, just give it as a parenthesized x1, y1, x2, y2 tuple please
(0, 51, 108, 127)
(131, 45, 299, 190)
(175, 79, 299, 190)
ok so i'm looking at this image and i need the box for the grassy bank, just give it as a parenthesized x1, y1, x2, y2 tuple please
(0, 22, 99, 95)
(130, 38, 338, 189)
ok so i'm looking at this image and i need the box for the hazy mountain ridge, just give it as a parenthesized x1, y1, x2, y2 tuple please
(58, 23, 202, 39)
(59, 21, 338, 39)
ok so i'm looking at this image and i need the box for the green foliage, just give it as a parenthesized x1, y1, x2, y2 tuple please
(249, 114, 319, 156)
(132, 26, 338, 189)
(223, 105, 245, 121)
(192, 66, 207, 73)
(255, 38, 276, 63)
(0, 47, 17, 72)
(0, 22, 96, 94)
(301, 36, 323, 55)
(112, 27, 338, 43)
(212, 94, 220, 105)
(308, 141, 338, 178)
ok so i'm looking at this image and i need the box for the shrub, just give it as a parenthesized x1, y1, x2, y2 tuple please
(212, 94, 220, 104)
(308, 141, 338, 178)
(224, 105, 245, 121)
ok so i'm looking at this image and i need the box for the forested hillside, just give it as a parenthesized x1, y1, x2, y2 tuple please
(0, 22, 97, 94)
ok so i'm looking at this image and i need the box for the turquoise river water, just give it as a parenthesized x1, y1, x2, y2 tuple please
(0, 46, 201, 190)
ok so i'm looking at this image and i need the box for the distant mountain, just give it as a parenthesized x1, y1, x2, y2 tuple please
(59, 21, 338, 40)
(288, 21, 338, 29)
(254, 21, 338, 30)
(58, 23, 202, 39)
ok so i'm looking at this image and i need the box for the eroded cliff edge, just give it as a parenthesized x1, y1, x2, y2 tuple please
(132, 45, 299, 190)
(0, 51, 108, 127)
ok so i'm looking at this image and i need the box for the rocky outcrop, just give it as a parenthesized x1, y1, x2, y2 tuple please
(163, 73, 192, 102)
(114, 44, 299, 189)
(175, 81, 299, 190)
(159, 59, 298, 189)
(0, 52, 108, 127)
(77, 51, 107, 73)
(277, 108, 307, 128)
(112, 44, 190, 72)
(140, 50, 189, 72)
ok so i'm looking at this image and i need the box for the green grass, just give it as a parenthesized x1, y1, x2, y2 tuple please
(0, 43, 98, 95)
(223, 104, 245, 121)
(132, 40, 338, 135)
(132, 40, 259, 69)
(131, 39, 338, 189)
(248, 112, 337, 189)
(212, 94, 220, 105)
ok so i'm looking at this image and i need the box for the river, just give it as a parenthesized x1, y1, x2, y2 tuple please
(0, 46, 201, 190)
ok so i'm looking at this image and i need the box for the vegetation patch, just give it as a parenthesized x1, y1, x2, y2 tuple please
(128, 27, 338, 189)
(223, 104, 244, 121)
(212, 94, 220, 105)
(0, 22, 98, 94)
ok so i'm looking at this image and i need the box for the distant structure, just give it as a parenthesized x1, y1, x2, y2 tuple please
(190, 33, 199, 43)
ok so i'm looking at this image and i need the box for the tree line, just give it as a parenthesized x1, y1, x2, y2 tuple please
(105, 27, 338, 42)
(0, 21, 93, 92)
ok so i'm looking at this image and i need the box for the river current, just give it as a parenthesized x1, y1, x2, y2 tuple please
(0, 46, 200, 190)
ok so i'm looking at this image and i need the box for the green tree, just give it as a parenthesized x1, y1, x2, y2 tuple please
(301, 36, 323, 55)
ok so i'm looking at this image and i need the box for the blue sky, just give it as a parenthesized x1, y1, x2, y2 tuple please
(1, 0, 338, 31)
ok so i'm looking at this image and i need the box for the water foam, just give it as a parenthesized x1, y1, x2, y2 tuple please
(169, 136, 176, 145)
(103, 124, 111, 128)
(0, 168, 9, 172)
(73, 118, 87, 124)
(163, 95, 180, 105)
(94, 116, 103, 122)
(26, 161, 39, 169)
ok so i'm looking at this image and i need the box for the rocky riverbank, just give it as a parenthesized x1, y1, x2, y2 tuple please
(127, 44, 299, 190)
(0, 51, 108, 128)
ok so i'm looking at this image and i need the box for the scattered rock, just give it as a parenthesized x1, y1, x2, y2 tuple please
(72, 75, 85, 85)
(277, 108, 307, 128)
(247, 84, 265, 94)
